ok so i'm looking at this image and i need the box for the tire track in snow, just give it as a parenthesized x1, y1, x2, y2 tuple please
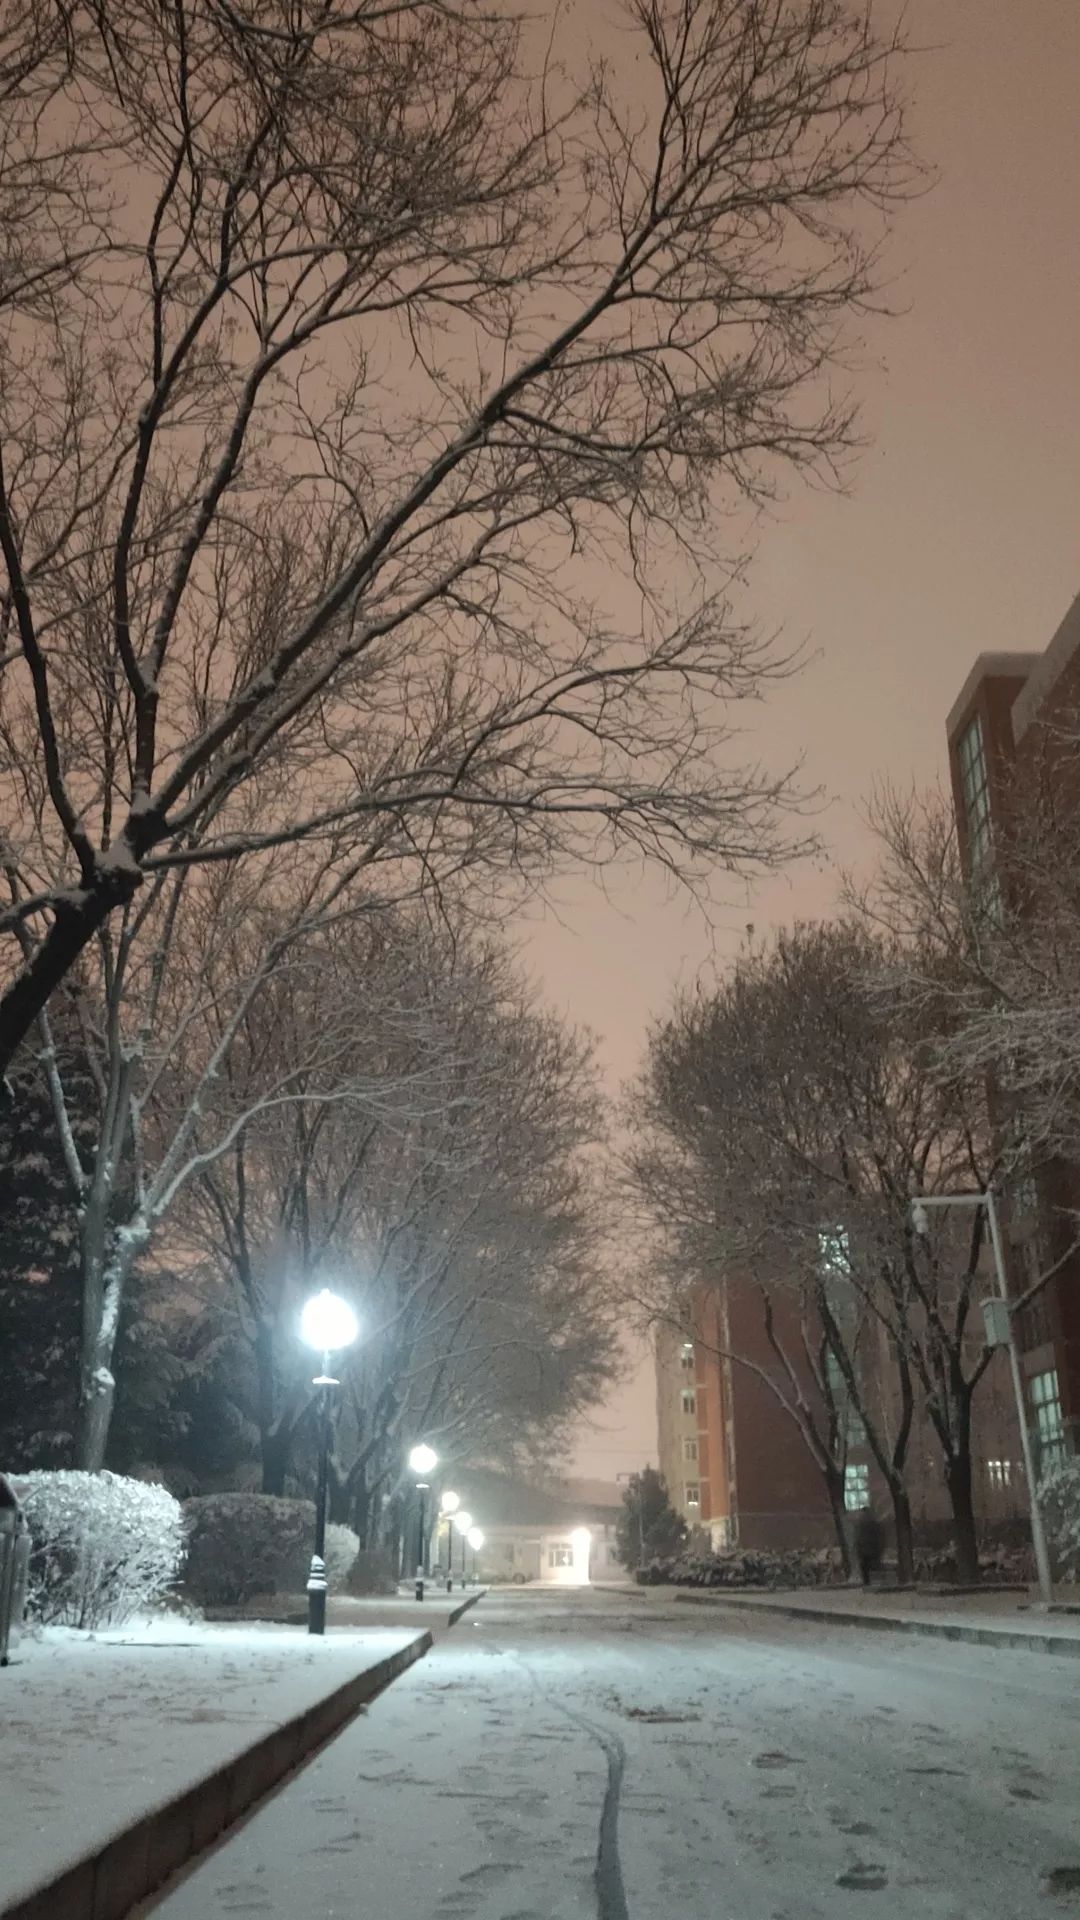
(509, 1653, 630, 1920)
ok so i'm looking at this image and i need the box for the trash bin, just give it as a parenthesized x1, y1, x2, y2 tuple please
(0, 1473, 30, 1666)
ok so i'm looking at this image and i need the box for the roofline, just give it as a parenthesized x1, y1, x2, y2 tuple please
(945, 652, 1040, 739)
(1012, 589, 1080, 742)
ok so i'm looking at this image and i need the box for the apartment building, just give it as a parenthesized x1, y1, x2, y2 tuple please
(945, 588, 1080, 1465)
(655, 1283, 837, 1552)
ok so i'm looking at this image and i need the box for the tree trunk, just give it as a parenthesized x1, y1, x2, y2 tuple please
(889, 1479, 914, 1585)
(261, 1424, 292, 1496)
(946, 1447, 979, 1583)
(824, 1464, 853, 1576)
(75, 1212, 144, 1470)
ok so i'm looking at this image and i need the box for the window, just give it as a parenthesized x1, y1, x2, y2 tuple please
(958, 714, 992, 867)
(844, 1463, 870, 1511)
(986, 1459, 1013, 1490)
(1030, 1369, 1066, 1471)
(680, 1341, 695, 1372)
(681, 1388, 697, 1416)
(682, 1437, 698, 1463)
(684, 1483, 700, 1509)
(548, 1543, 574, 1568)
(818, 1226, 851, 1277)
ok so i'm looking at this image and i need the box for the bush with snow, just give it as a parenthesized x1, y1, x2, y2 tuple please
(18, 1470, 185, 1628)
(1040, 1458, 1080, 1581)
(323, 1523, 359, 1587)
(183, 1494, 355, 1607)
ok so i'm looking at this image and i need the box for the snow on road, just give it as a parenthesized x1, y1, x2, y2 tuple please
(140, 1589, 1080, 1920)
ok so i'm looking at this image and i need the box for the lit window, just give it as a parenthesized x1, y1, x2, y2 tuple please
(818, 1227, 851, 1276)
(683, 1437, 698, 1463)
(680, 1341, 695, 1372)
(681, 1388, 697, 1416)
(1030, 1370, 1066, 1471)
(826, 1351, 866, 1445)
(548, 1543, 574, 1568)
(684, 1483, 700, 1509)
(844, 1463, 870, 1511)
(987, 1459, 1012, 1490)
(958, 715, 992, 867)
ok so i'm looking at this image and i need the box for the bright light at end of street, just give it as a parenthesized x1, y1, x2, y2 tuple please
(298, 1289, 359, 1354)
(409, 1443, 438, 1476)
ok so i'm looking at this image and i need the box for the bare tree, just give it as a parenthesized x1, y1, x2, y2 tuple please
(0, 0, 912, 1065)
(183, 922, 615, 1522)
(627, 920, 1011, 1579)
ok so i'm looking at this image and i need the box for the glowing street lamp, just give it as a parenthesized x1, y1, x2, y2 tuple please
(408, 1444, 438, 1601)
(299, 1289, 360, 1636)
(467, 1526, 485, 1584)
(440, 1491, 461, 1591)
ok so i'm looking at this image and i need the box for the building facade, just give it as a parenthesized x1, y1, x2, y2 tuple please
(655, 1284, 838, 1552)
(945, 589, 1080, 1466)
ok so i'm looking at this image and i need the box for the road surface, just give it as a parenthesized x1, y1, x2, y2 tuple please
(140, 1586, 1080, 1919)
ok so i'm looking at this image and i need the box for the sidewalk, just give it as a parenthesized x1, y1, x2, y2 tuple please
(0, 1593, 482, 1920)
(665, 1582, 1080, 1656)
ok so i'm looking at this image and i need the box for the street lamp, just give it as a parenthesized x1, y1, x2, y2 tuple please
(454, 1509, 473, 1587)
(910, 1190, 1053, 1605)
(408, 1444, 438, 1601)
(440, 1491, 460, 1591)
(299, 1288, 360, 1636)
(467, 1526, 484, 1583)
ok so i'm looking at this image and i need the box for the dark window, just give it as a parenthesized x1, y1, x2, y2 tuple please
(958, 715, 992, 866)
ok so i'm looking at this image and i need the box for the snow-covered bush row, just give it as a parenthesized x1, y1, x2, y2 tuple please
(1041, 1459, 1080, 1580)
(18, 1470, 185, 1628)
(636, 1546, 847, 1590)
(182, 1494, 357, 1606)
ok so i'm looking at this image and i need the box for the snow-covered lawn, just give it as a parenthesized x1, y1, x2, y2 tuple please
(0, 1616, 421, 1914)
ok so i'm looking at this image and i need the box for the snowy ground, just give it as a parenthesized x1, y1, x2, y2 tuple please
(137, 1587, 1080, 1920)
(0, 1618, 421, 1914)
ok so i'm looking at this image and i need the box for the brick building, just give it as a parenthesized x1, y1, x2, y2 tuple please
(655, 1283, 838, 1552)
(945, 588, 1080, 1465)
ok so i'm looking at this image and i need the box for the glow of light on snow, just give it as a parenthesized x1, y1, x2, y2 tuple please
(299, 1288, 360, 1354)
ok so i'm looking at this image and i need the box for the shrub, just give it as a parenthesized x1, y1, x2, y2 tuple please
(182, 1493, 317, 1607)
(1041, 1459, 1080, 1581)
(324, 1523, 359, 1587)
(18, 1469, 185, 1628)
(636, 1546, 845, 1590)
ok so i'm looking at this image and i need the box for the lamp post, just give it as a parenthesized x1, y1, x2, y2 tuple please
(299, 1288, 359, 1637)
(467, 1526, 484, 1584)
(440, 1491, 460, 1591)
(910, 1190, 1054, 1605)
(454, 1509, 473, 1587)
(409, 1444, 438, 1601)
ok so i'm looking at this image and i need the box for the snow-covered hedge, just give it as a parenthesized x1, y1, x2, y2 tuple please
(1041, 1459, 1080, 1581)
(636, 1546, 846, 1590)
(182, 1495, 357, 1606)
(19, 1470, 185, 1628)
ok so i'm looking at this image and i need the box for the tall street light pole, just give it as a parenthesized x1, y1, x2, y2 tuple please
(440, 1491, 460, 1591)
(299, 1289, 360, 1637)
(408, 1444, 438, 1601)
(454, 1509, 473, 1588)
(911, 1190, 1054, 1605)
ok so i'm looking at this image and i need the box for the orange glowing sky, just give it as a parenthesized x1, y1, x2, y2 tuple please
(527, 0, 1080, 1482)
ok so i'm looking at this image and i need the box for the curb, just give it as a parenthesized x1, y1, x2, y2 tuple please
(1, 1634, 431, 1920)
(446, 1587, 486, 1625)
(671, 1589, 1080, 1658)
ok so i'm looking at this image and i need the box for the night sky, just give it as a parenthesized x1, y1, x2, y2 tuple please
(538, 0, 1080, 1479)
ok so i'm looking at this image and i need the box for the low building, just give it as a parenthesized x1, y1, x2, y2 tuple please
(436, 1468, 623, 1587)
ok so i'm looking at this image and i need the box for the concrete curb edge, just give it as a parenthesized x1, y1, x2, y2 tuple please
(671, 1589, 1080, 1657)
(1, 1633, 432, 1920)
